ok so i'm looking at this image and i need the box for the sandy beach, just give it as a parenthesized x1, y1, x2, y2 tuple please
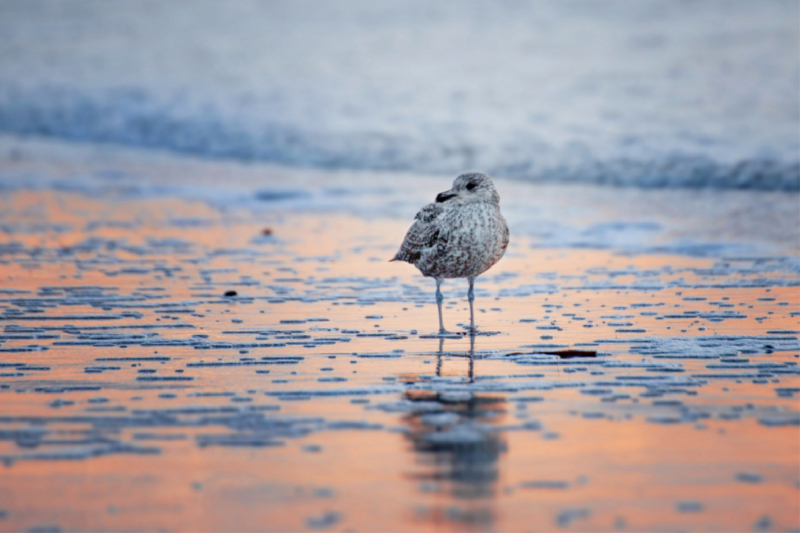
(0, 2, 798, 530)
(0, 136, 797, 531)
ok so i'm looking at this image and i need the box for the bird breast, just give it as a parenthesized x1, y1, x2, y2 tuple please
(417, 201, 508, 279)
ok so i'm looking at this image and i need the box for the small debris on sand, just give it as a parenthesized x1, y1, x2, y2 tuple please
(545, 349, 598, 358)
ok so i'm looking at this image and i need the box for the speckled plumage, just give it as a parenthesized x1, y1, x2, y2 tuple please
(391, 172, 509, 333)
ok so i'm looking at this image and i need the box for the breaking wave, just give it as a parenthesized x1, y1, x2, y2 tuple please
(0, 0, 797, 190)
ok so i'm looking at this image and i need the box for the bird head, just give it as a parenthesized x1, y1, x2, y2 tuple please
(435, 172, 500, 206)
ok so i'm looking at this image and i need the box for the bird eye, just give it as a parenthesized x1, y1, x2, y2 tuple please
(466, 182, 477, 191)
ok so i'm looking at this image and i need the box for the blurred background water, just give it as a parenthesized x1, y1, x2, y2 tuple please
(0, 0, 797, 190)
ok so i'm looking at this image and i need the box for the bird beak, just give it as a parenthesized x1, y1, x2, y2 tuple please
(435, 190, 457, 203)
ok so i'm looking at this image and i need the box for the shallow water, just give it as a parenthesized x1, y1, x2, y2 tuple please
(0, 142, 798, 531)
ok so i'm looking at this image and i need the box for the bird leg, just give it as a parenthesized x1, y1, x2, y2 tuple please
(467, 276, 476, 334)
(435, 277, 447, 334)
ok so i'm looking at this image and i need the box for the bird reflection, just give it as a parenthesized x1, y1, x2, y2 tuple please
(401, 334, 506, 529)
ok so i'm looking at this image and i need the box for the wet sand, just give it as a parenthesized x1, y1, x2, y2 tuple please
(0, 138, 798, 532)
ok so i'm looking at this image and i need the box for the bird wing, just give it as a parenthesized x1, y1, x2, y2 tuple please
(391, 203, 444, 263)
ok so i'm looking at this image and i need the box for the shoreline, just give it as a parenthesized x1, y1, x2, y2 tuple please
(1, 134, 798, 255)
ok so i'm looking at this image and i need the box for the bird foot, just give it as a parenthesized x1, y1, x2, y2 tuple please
(456, 323, 479, 335)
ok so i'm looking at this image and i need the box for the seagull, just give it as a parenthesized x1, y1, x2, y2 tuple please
(391, 172, 509, 334)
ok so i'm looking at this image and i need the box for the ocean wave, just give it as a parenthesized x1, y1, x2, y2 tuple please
(0, 1, 797, 191)
(0, 84, 796, 191)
